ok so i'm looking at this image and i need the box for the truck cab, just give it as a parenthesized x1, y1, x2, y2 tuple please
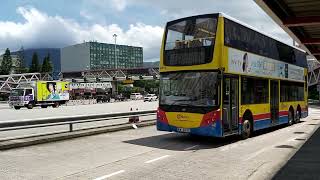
(9, 88, 35, 109)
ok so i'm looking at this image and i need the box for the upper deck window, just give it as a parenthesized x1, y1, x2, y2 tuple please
(224, 18, 307, 68)
(164, 15, 218, 66)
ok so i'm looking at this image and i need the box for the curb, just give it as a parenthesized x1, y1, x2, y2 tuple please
(0, 120, 156, 151)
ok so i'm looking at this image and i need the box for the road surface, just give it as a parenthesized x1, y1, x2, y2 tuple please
(0, 107, 319, 180)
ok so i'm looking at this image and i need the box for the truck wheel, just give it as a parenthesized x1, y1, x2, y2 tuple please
(27, 103, 34, 109)
(52, 102, 60, 108)
(14, 106, 21, 110)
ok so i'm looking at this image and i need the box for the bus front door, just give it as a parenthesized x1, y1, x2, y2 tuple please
(270, 80, 279, 124)
(223, 77, 239, 135)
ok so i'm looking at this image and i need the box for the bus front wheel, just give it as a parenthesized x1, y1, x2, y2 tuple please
(241, 119, 252, 139)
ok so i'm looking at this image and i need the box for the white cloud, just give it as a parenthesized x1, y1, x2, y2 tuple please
(0, 7, 163, 61)
(85, 0, 129, 12)
(112, 0, 293, 45)
(110, 0, 128, 11)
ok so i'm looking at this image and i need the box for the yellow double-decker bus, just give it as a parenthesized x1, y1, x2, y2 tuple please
(157, 13, 308, 139)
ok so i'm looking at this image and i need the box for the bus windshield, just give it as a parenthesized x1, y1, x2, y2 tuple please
(160, 72, 219, 107)
(164, 16, 218, 66)
(10, 89, 25, 96)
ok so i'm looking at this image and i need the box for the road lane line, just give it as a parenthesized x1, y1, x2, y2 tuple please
(184, 145, 199, 151)
(145, 155, 170, 163)
(93, 170, 125, 180)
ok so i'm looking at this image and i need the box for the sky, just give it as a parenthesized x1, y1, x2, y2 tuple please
(0, 0, 292, 62)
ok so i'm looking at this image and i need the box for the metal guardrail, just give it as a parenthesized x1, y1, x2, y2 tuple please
(0, 110, 157, 134)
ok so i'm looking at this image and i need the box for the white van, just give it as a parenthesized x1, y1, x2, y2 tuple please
(144, 94, 157, 102)
(130, 93, 143, 100)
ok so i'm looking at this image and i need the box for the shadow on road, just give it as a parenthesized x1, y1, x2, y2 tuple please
(124, 133, 240, 151)
(125, 120, 308, 151)
(273, 127, 320, 180)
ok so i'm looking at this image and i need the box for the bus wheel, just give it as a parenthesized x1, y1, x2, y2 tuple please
(27, 103, 33, 109)
(241, 119, 252, 139)
(14, 106, 21, 110)
(288, 110, 294, 126)
(295, 110, 301, 123)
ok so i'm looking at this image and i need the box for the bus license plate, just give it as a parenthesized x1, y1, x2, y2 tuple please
(177, 128, 190, 133)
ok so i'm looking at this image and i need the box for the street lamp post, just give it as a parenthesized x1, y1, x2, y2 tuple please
(113, 34, 118, 69)
(113, 34, 118, 95)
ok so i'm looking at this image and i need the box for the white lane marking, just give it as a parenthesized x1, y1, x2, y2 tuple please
(184, 145, 199, 151)
(145, 155, 170, 164)
(93, 170, 125, 180)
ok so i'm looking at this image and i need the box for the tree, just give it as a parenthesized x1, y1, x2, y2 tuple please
(0, 48, 13, 75)
(41, 56, 48, 73)
(16, 46, 28, 73)
(41, 53, 53, 73)
(46, 53, 53, 73)
(30, 52, 40, 73)
(134, 80, 159, 94)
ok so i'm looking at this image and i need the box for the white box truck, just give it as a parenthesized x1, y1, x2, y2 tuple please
(9, 81, 70, 110)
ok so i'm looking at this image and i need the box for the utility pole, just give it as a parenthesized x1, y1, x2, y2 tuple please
(113, 34, 118, 69)
(113, 34, 119, 95)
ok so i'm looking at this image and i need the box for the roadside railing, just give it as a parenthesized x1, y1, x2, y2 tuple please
(0, 110, 157, 139)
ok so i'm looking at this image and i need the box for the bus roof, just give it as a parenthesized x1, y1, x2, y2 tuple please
(166, 13, 306, 53)
(219, 13, 306, 53)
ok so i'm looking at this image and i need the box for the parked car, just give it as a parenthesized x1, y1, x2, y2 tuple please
(114, 94, 126, 101)
(144, 94, 157, 102)
(130, 93, 143, 100)
(96, 94, 111, 103)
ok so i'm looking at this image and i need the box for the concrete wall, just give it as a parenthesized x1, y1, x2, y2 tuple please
(61, 43, 90, 72)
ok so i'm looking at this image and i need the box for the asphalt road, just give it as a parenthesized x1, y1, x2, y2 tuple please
(0, 108, 319, 180)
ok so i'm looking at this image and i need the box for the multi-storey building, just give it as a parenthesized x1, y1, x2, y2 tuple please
(61, 42, 143, 72)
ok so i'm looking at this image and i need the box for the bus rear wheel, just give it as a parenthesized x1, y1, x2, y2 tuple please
(288, 110, 294, 126)
(241, 119, 252, 139)
(295, 110, 301, 123)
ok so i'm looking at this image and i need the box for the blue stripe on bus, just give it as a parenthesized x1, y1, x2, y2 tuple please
(156, 120, 223, 137)
(253, 116, 289, 131)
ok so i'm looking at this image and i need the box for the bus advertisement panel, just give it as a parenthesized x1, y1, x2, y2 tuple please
(228, 48, 304, 81)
